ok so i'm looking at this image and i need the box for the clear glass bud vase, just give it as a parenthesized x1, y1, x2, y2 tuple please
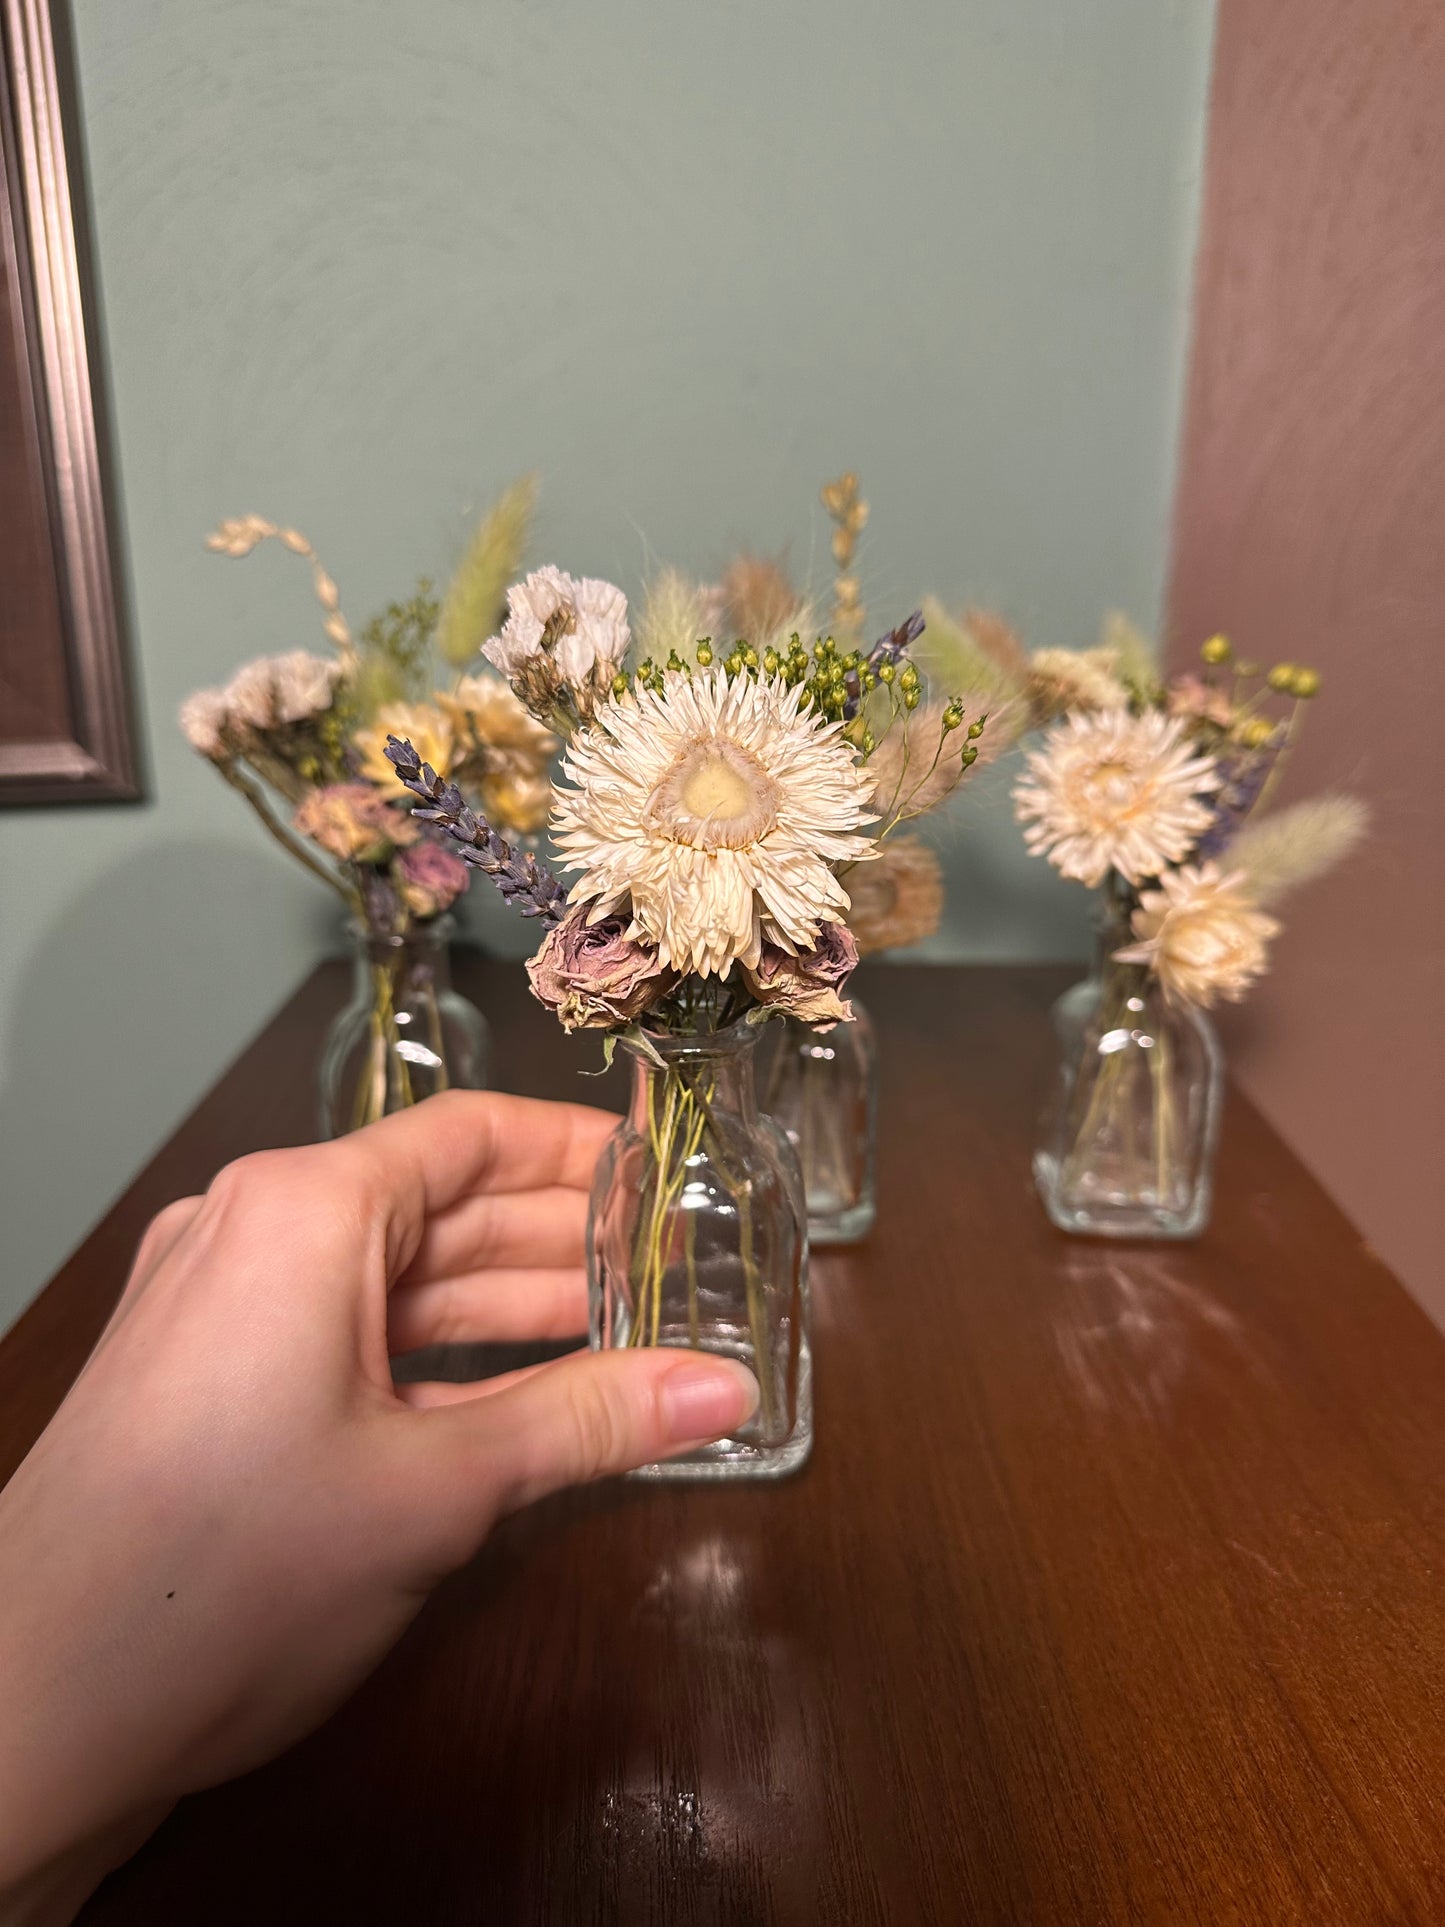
(763, 1001, 878, 1244)
(588, 1021, 812, 1479)
(1034, 916, 1223, 1239)
(318, 915, 490, 1137)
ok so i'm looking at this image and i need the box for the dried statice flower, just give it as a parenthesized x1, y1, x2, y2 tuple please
(385, 736, 568, 924)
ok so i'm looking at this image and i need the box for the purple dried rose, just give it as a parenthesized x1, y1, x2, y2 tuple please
(526, 909, 674, 1032)
(743, 921, 858, 1026)
(396, 840, 470, 918)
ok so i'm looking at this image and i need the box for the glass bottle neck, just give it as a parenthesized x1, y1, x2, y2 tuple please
(1087, 888, 1158, 1008)
(349, 915, 453, 990)
(626, 1031, 759, 1131)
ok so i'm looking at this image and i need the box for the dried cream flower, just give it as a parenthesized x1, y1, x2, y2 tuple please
(271, 650, 340, 722)
(440, 672, 557, 836)
(484, 567, 629, 688)
(479, 764, 552, 837)
(1114, 863, 1279, 1006)
(440, 673, 556, 756)
(1013, 710, 1221, 887)
(553, 668, 876, 977)
(294, 782, 418, 862)
(1026, 647, 1129, 724)
(217, 650, 338, 732)
(844, 836, 944, 955)
(178, 688, 230, 759)
(352, 703, 455, 786)
(222, 658, 283, 729)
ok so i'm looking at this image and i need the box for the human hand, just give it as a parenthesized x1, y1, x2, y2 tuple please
(0, 1092, 757, 1922)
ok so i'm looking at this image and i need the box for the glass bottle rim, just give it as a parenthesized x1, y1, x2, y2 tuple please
(625, 1012, 765, 1063)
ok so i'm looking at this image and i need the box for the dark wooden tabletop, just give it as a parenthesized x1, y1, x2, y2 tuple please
(3, 957, 1443, 1925)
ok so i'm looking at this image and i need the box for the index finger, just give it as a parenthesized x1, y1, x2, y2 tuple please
(341, 1089, 618, 1217)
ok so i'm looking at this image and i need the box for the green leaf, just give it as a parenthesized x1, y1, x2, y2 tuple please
(580, 1030, 619, 1078)
(436, 476, 538, 667)
(622, 1022, 667, 1069)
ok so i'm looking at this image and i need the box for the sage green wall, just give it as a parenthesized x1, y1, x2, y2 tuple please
(0, 0, 1216, 1330)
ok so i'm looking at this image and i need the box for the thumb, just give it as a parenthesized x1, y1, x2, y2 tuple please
(431, 1348, 760, 1520)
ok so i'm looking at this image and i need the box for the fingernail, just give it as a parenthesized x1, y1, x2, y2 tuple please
(659, 1357, 760, 1442)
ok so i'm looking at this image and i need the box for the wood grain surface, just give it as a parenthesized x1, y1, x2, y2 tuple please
(2, 957, 1443, 1924)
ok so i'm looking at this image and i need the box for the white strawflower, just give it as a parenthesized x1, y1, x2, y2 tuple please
(484, 567, 630, 685)
(1013, 710, 1221, 886)
(1114, 863, 1280, 1006)
(270, 649, 339, 722)
(554, 668, 877, 977)
(178, 688, 230, 758)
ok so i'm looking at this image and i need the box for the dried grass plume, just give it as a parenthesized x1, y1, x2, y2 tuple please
(1228, 794, 1369, 907)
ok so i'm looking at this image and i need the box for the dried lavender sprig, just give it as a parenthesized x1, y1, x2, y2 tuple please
(384, 736, 568, 925)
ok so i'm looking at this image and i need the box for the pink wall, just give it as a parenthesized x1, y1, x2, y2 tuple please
(1167, 0, 1445, 1318)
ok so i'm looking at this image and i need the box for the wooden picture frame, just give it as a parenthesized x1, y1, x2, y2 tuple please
(0, 0, 138, 804)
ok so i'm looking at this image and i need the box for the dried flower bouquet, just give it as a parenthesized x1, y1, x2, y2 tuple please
(608, 473, 1017, 1243)
(180, 483, 551, 1129)
(386, 562, 994, 1470)
(1007, 628, 1366, 1234)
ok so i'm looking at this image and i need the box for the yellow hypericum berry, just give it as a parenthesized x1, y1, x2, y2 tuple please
(1290, 666, 1321, 698)
(1267, 663, 1296, 692)
(941, 705, 963, 732)
(695, 639, 714, 667)
(967, 718, 985, 740)
(1240, 717, 1275, 749)
(903, 686, 921, 711)
(878, 661, 896, 684)
(1200, 634, 1232, 666)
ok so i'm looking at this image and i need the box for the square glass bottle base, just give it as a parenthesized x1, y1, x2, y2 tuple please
(808, 1197, 877, 1246)
(630, 1350, 814, 1481)
(1033, 1152, 1212, 1240)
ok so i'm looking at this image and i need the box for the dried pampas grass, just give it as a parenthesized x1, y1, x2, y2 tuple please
(914, 598, 1028, 698)
(635, 568, 721, 661)
(722, 554, 804, 647)
(1229, 794, 1369, 906)
(436, 476, 537, 667)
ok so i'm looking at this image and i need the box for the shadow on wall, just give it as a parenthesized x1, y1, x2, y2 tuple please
(0, 839, 337, 1331)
